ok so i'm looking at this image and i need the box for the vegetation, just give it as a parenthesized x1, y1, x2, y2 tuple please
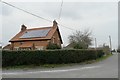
(117, 45, 120, 53)
(3, 52, 112, 70)
(95, 53, 112, 62)
(117, 49, 120, 53)
(2, 49, 104, 67)
(46, 43, 61, 49)
(68, 29, 92, 49)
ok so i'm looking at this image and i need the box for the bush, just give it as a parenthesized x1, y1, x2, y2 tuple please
(46, 43, 61, 49)
(73, 43, 83, 49)
(2, 49, 104, 67)
(73, 43, 87, 49)
(117, 49, 120, 53)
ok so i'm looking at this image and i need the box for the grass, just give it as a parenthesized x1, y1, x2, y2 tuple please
(3, 53, 113, 70)
(95, 53, 113, 62)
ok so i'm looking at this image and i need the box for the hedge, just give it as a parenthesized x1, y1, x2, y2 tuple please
(46, 43, 61, 49)
(117, 49, 120, 53)
(2, 49, 104, 67)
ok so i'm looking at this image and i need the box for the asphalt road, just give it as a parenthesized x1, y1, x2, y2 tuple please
(2, 53, 118, 78)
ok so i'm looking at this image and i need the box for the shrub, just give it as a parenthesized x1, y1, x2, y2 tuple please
(46, 43, 61, 49)
(2, 49, 104, 67)
(117, 49, 120, 53)
(73, 43, 83, 49)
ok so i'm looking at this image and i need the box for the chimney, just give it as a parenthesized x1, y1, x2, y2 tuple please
(21, 24, 27, 31)
(53, 20, 58, 27)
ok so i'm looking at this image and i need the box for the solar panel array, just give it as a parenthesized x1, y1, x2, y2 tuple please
(20, 29, 51, 38)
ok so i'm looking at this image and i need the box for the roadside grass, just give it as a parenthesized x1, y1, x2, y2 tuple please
(95, 53, 113, 62)
(3, 53, 113, 70)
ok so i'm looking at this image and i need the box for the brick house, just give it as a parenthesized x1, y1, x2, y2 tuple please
(3, 44, 11, 50)
(8, 20, 63, 50)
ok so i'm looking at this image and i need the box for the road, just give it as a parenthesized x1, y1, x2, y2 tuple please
(2, 53, 118, 78)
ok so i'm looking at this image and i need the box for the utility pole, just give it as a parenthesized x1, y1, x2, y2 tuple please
(95, 38, 97, 49)
(109, 35, 112, 51)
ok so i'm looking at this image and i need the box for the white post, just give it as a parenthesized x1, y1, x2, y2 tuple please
(95, 38, 97, 49)
(109, 35, 112, 53)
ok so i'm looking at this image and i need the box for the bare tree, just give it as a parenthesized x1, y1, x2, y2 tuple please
(68, 29, 93, 49)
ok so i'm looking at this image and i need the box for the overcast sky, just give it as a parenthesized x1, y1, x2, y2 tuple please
(1, 0, 118, 49)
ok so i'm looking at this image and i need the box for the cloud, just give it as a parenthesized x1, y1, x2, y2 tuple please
(2, 3, 13, 16)
(2, 2, 118, 49)
(0, 3, 1, 13)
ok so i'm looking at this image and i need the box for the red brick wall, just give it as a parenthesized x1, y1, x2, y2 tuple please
(51, 30, 62, 47)
(11, 40, 49, 50)
(11, 29, 62, 50)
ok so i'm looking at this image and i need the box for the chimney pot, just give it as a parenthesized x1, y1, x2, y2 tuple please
(21, 24, 27, 31)
(53, 20, 58, 27)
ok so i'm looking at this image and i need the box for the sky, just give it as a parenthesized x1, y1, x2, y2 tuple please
(1, 0, 119, 49)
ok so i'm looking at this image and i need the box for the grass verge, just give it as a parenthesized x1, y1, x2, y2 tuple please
(3, 53, 113, 70)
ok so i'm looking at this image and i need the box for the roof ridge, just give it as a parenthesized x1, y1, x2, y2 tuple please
(27, 26, 52, 30)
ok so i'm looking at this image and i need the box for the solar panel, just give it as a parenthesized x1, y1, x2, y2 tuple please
(20, 29, 50, 38)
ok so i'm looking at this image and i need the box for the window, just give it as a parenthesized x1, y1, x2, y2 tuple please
(35, 46, 44, 50)
(20, 42, 24, 45)
(53, 36, 55, 43)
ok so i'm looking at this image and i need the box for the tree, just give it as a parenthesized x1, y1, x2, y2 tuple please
(68, 29, 92, 49)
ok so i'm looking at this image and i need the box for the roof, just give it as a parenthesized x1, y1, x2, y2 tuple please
(3, 44, 11, 50)
(63, 42, 74, 49)
(9, 22, 63, 44)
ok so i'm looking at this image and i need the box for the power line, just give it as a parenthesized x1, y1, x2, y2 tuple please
(1, 1, 76, 31)
(58, 0, 63, 20)
(1, 1, 52, 22)
(58, 23, 76, 31)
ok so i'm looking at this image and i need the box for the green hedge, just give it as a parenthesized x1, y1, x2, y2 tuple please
(117, 49, 120, 53)
(2, 49, 104, 67)
(46, 43, 61, 49)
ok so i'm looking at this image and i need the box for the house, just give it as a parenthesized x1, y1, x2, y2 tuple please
(7, 20, 63, 50)
(3, 44, 11, 50)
